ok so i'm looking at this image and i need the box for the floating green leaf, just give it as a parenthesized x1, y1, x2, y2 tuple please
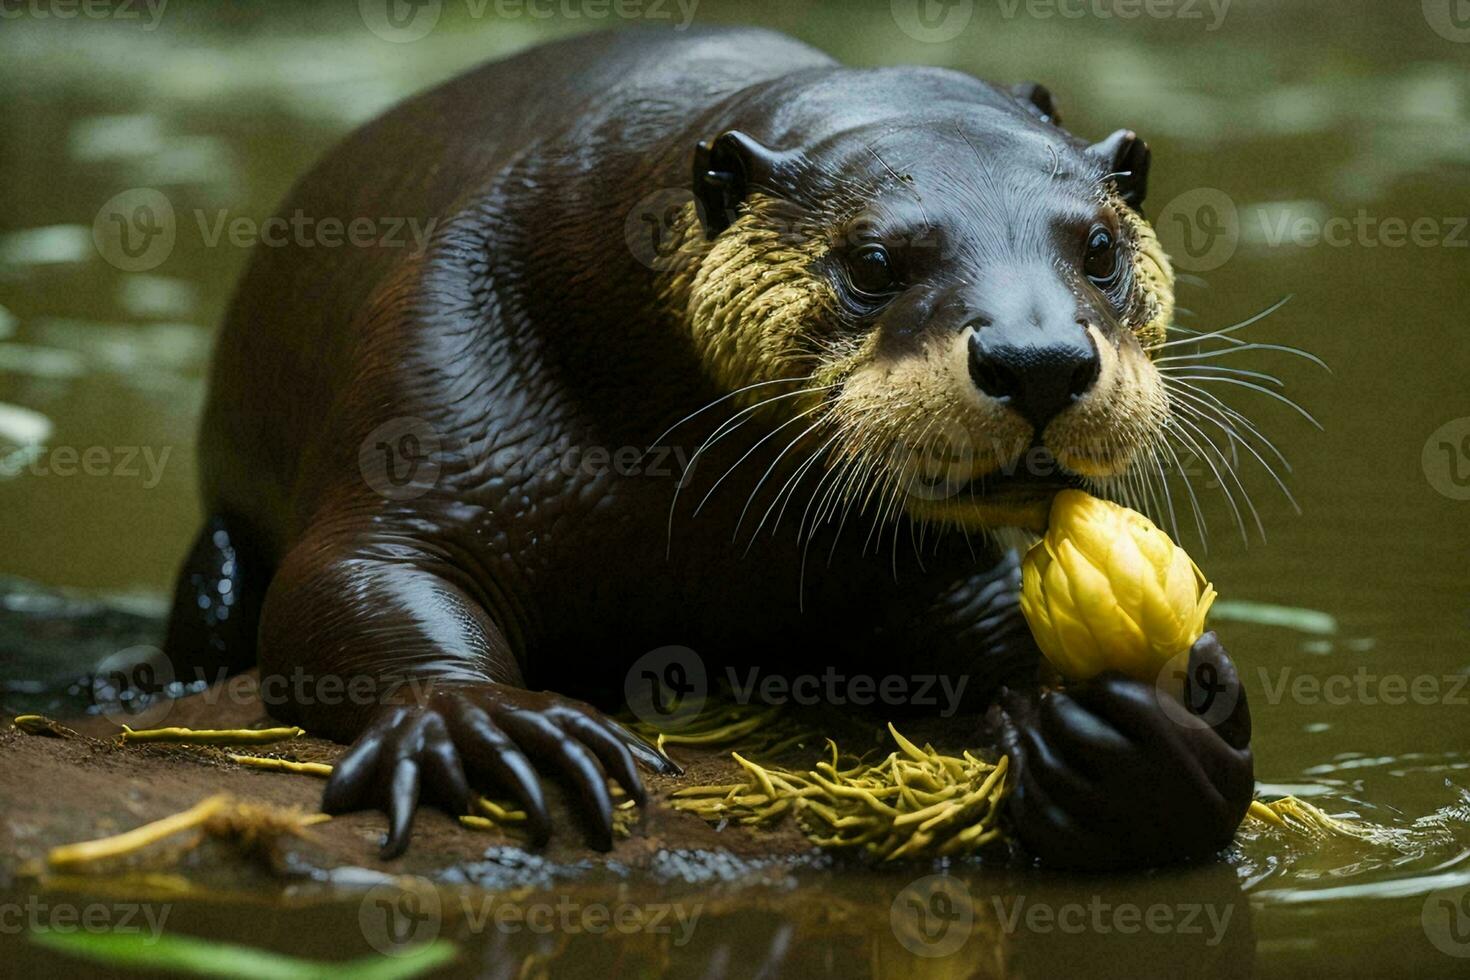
(30, 929, 456, 980)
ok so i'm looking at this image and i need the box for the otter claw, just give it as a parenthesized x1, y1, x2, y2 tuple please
(499, 710, 618, 850)
(323, 685, 669, 857)
(619, 732, 683, 776)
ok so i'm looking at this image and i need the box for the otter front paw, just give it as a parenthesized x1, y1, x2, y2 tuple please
(999, 632, 1253, 870)
(321, 685, 680, 858)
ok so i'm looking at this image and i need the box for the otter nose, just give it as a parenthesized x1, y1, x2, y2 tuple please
(968, 326, 1100, 431)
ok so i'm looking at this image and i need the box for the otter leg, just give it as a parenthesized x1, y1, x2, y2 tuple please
(894, 552, 1253, 869)
(995, 633, 1254, 870)
(163, 515, 266, 684)
(258, 530, 677, 858)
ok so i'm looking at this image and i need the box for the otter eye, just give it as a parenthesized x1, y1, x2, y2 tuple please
(848, 243, 899, 297)
(1083, 224, 1119, 284)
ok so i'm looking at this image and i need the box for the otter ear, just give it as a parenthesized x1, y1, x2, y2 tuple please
(692, 130, 798, 238)
(1088, 128, 1151, 211)
(1012, 82, 1061, 125)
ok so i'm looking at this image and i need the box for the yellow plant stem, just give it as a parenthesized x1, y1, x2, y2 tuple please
(48, 795, 232, 870)
(228, 755, 333, 777)
(121, 726, 305, 746)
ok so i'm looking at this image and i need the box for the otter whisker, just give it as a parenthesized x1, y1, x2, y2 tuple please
(1155, 341, 1329, 372)
(1159, 363, 1284, 388)
(1165, 412, 1262, 543)
(761, 429, 847, 549)
(909, 499, 928, 575)
(792, 405, 894, 602)
(1117, 440, 1158, 526)
(1096, 431, 1160, 533)
(1166, 381, 1293, 474)
(1161, 418, 1249, 545)
(736, 420, 839, 548)
(862, 442, 912, 561)
(1165, 375, 1323, 430)
(802, 437, 902, 606)
(1117, 434, 1176, 549)
(1150, 294, 1294, 351)
(1107, 444, 1147, 517)
(1166, 383, 1301, 516)
(1164, 326, 1326, 369)
(881, 409, 954, 572)
(797, 423, 875, 546)
(790, 442, 850, 543)
(1156, 436, 1210, 549)
(666, 382, 838, 555)
(809, 448, 865, 565)
(695, 402, 829, 518)
(1168, 397, 1281, 493)
(1149, 440, 1183, 544)
(645, 374, 815, 452)
(893, 413, 950, 576)
(823, 440, 886, 568)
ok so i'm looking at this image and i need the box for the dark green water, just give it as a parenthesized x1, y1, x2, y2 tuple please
(2, 0, 1468, 976)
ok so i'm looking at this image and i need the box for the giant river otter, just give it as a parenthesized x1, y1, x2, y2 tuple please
(164, 27, 1253, 868)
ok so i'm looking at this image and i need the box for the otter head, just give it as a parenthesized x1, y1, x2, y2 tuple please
(667, 73, 1175, 536)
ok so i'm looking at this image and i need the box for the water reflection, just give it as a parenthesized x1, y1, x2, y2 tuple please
(1, 1, 1468, 975)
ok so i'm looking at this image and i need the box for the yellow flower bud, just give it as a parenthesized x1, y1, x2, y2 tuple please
(1020, 490, 1217, 681)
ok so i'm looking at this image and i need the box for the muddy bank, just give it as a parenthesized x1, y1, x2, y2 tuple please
(0, 673, 850, 888)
